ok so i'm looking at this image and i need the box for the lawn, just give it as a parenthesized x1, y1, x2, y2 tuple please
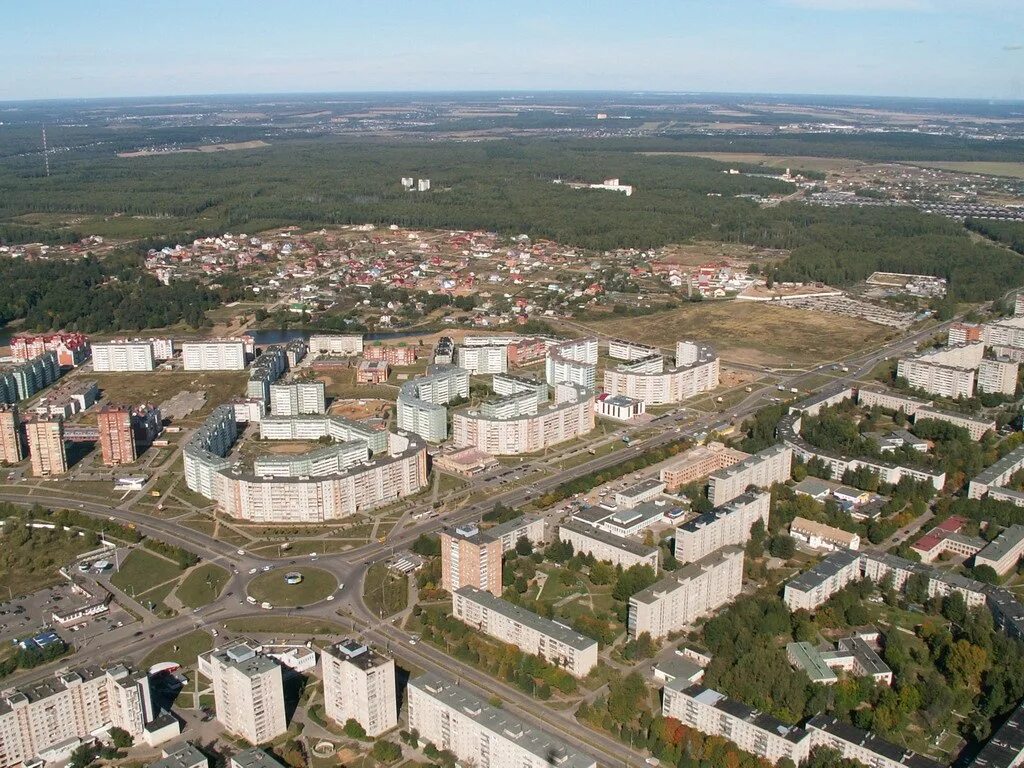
(585, 301, 891, 367)
(247, 567, 337, 606)
(0, 526, 98, 598)
(110, 549, 183, 597)
(363, 562, 409, 618)
(141, 629, 214, 670)
(223, 616, 347, 636)
(176, 563, 231, 609)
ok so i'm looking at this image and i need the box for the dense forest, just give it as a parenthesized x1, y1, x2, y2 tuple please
(0, 255, 245, 332)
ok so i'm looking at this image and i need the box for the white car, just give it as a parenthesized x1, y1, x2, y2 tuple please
(326, 595, 335, 601)
(261, 565, 272, 572)
(248, 568, 258, 575)
(237, 549, 245, 556)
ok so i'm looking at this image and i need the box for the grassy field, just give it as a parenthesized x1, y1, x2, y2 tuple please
(363, 562, 409, 618)
(223, 616, 347, 636)
(0, 530, 98, 598)
(86, 370, 247, 421)
(905, 161, 1024, 179)
(586, 301, 892, 367)
(247, 567, 337, 606)
(110, 549, 183, 597)
(175, 564, 230, 609)
(141, 629, 214, 669)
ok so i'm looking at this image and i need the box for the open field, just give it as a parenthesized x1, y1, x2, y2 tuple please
(0, 531, 97, 598)
(175, 564, 230, 609)
(141, 628, 214, 669)
(247, 567, 337, 606)
(904, 161, 1024, 179)
(118, 140, 270, 158)
(640, 151, 862, 174)
(585, 301, 892, 367)
(86, 370, 247, 421)
(363, 562, 409, 618)
(110, 549, 183, 596)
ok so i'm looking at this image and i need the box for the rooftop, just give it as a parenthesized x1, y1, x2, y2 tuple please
(229, 749, 284, 768)
(455, 586, 596, 651)
(149, 744, 208, 768)
(559, 520, 659, 559)
(631, 546, 742, 605)
(411, 674, 597, 768)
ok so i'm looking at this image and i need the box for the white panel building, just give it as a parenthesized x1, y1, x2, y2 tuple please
(182, 340, 246, 371)
(92, 341, 156, 372)
(321, 640, 397, 737)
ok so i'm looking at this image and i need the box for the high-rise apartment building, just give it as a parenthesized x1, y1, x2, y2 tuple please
(98, 405, 137, 466)
(0, 664, 152, 768)
(321, 639, 397, 737)
(674, 491, 770, 563)
(707, 444, 792, 507)
(25, 415, 66, 476)
(92, 341, 156, 372)
(269, 381, 326, 416)
(440, 524, 502, 596)
(201, 643, 286, 744)
(0, 404, 23, 464)
(181, 340, 246, 371)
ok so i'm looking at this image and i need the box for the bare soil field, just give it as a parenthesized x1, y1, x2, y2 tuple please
(641, 151, 862, 174)
(118, 140, 269, 158)
(904, 161, 1024, 180)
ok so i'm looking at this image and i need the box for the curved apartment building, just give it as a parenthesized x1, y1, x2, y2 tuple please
(603, 341, 719, 405)
(184, 408, 427, 522)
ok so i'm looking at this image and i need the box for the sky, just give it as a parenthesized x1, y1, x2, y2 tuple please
(2, 0, 1022, 101)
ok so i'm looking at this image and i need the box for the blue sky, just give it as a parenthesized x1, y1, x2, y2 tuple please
(2, 0, 1022, 101)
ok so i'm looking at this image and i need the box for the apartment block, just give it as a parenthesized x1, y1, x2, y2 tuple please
(201, 643, 286, 744)
(975, 525, 1024, 577)
(602, 343, 719, 406)
(456, 345, 508, 375)
(896, 343, 984, 399)
(453, 586, 598, 677)
(363, 344, 418, 366)
(978, 358, 1019, 396)
(708, 444, 792, 507)
(98, 405, 137, 466)
(662, 682, 812, 766)
(948, 322, 983, 346)
(10, 332, 89, 368)
(914, 407, 994, 441)
(182, 340, 246, 371)
(92, 341, 156, 372)
(545, 338, 598, 389)
(969, 444, 1024, 501)
(783, 550, 863, 612)
(856, 387, 931, 417)
(441, 524, 503, 596)
(805, 715, 939, 768)
(25, 415, 66, 476)
(0, 665, 152, 768)
(674, 491, 770, 563)
(557, 520, 659, 570)
(397, 364, 470, 442)
(628, 546, 743, 639)
(309, 334, 363, 356)
(322, 639, 397, 737)
(486, 515, 545, 552)
(408, 674, 597, 768)
(269, 381, 326, 416)
(608, 339, 659, 361)
(149, 744, 209, 768)
(660, 442, 750, 492)
(0, 405, 23, 464)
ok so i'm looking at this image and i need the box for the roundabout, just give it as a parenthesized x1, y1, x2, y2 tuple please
(246, 566, 337, 607)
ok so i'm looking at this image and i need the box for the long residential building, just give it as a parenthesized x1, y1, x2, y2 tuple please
(662, 682, 939, 768)
(453, 586, 599, 677)
(10, 332, 89, 368)
(309, 334, 363, 356)
(457, 345, 508, 375)
(485, 515, 545, 552)
(0, 664, 153, 768)
(181, 339, 247, 371)
(396, 364, 470, 442)
(628, 545, 743, 640)
(975, 525, 1024, 576)
(545, 338, 598, 389)
(778, 413, 946, 492)
(0, 351, 62, 404)
(321, 640, 397, 737)
(183, 408, 427, 522)
(92, 341, 156, 372)
(660, 442, 750, 491)
(452, 383, 594, 456)
(896, 343, 984, 399)
(674, 491, 770, 563)
(200, 643, 286, 745)
(603, 342, 719, 405)
(708, 444, 792, 507)
(856, 387, 932, 416)
(408, 674, 597, 768)
(558, 520, 659, 570)
(969, 444, 1024, 502)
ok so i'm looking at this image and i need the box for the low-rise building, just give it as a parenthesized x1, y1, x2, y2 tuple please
(558, 520, 659, 570)
(486, 515, 545, 552)
(594, 392, 646, 421)
(355, 359, 390, 384)
(789, 517, 861, 551)
(453, 587, 598, 677)
(148, 743, 208, 768)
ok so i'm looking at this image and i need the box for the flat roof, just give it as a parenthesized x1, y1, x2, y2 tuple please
(978, 524, 1024, 563)
(677, 491, 765, 535)
(618, 478, 666, 498)
(793, 477, 833, 497)
(807, 714, 940, 768)
(410, 674, 597, 768)
(974, 444, 1024, 486)
(785, 550, 860, 594)
(487, 515, 540, 540)
(229, 749, 283, 768)
(456, 586, 596, 651)
(786, 641, 838, 683)
(631, 546, 742, 605)
(838, 635, 891, 677)
(559, 520, 658, 559)
(149, 744, 208, 768)
(677, 684, 808, 744)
